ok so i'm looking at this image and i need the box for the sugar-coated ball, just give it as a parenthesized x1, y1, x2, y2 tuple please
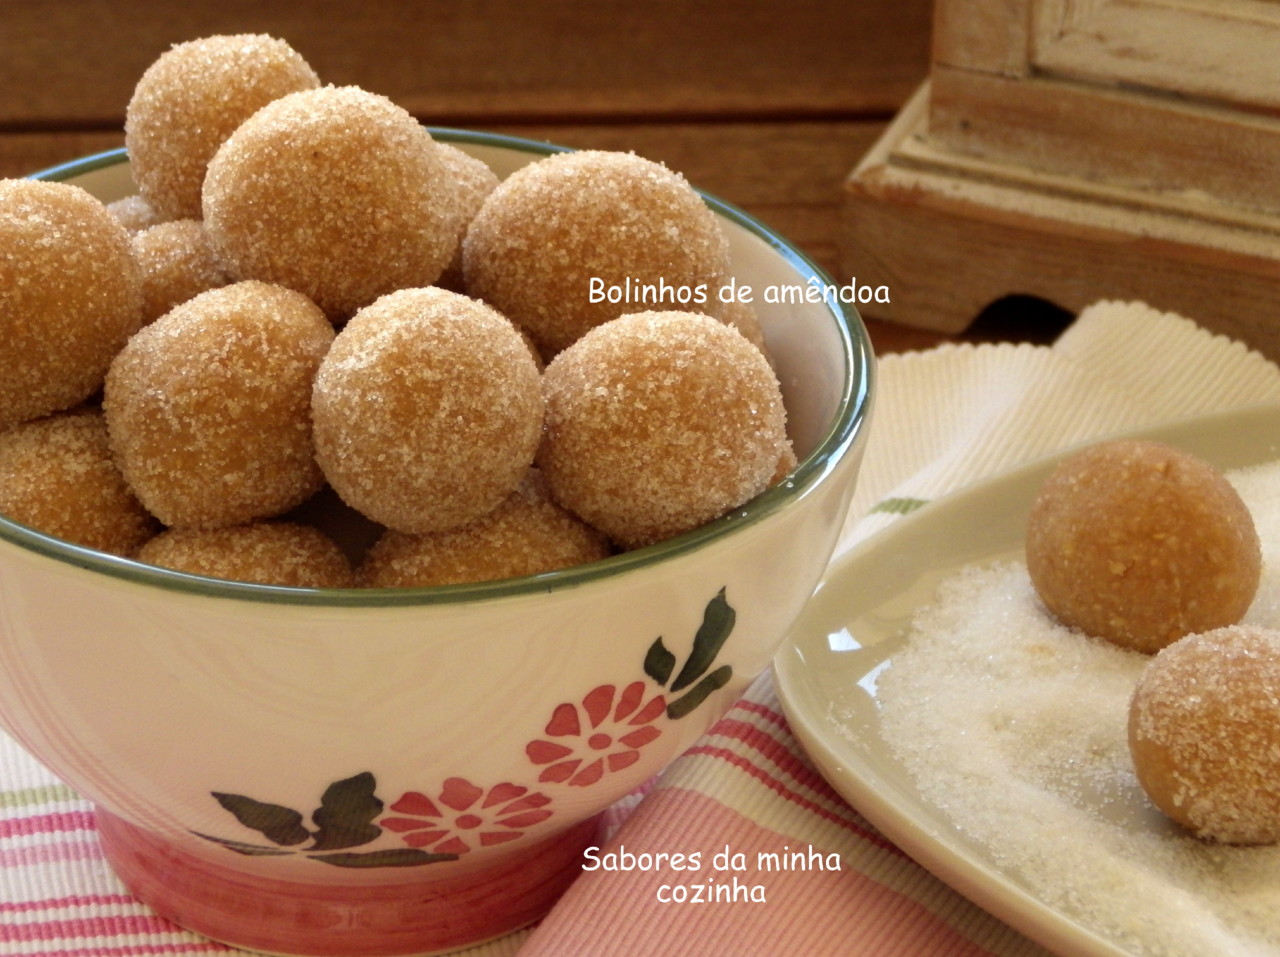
(434, 142, 499, 293)
(717, 297, 772, 367)
(1129, 625, 1280, 844)
(537, 310, 790, 549)
(137, 522, 354, 588)
(0, 179, 143, 431)
(0, 408, 157, 556)
(125, 34, 320, 220)
(359, 469, 611, 587)
(203, 85, 460, 319)
(312, 286, 544, 534)
(104, 281, 334, 528)
(463, 149, 731, 357)
(107, 194, 167, 235)
(1026, 439, 1261, 654)
(131, 219, 230, 323)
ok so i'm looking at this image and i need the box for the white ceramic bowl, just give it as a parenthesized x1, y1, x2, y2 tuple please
(2, 130, 874, 956)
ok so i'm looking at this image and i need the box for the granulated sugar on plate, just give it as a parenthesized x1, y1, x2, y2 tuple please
(876, 459, 1280, 957)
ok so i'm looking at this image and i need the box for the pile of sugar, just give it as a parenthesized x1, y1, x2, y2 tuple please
(875, 458, 1280, 956)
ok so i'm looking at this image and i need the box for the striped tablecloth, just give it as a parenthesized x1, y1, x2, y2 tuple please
(5, 301, 1280, 955)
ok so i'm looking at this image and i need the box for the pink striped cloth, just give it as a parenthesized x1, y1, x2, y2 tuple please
(4, 302, 1280, 955)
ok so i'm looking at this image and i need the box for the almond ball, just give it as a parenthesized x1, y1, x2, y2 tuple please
(1026, 440, 1261, 654)
(136, 522, 354, 588)
(125, 33, 320, 220)
(0, 408, 156, 556)
(1129, 625, 1280, 844)
(203, 85, 460, 320)
(538, 310, 790, 549)
(104, 281, 334, 528)
(0, 179, 143, 431)
(107, 194, 167, 235)
(359, 470, 611, 587)
(717, 296, 771, 365)
(312, 287, 543, 534)
(434, 142, 499, 293)
(463, 149, 731, 357)
(131, 219, 230, 324)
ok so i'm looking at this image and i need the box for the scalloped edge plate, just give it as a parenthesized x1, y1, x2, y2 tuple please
(775, 403, 1280, 957)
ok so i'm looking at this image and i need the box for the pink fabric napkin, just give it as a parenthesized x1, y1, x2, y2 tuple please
(4, 302, 1280, 955)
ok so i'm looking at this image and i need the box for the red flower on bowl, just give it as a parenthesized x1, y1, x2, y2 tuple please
(381, 778, 554, 855)
(525, 681, 667, 787)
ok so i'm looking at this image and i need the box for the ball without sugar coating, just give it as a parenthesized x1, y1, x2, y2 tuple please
(132, 219, 230, 323)
(137, 522, 354, 588)
(203, 85, 460, 319)
(1129, 625, 1280, 844)
(1026, 439, 1260, 654)
(359, 469, 612, 587)
(463, 149, 731, 357)
(537, 310, 790, 549)
(0, 408, 156, 556)
(104, 281, 334, 528)
(312, 286, 543, 534)
(125, 33, 320, 220)
(0, 179, 143, 431)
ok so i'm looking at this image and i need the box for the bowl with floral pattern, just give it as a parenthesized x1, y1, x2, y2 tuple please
(0, 130, 874, 956)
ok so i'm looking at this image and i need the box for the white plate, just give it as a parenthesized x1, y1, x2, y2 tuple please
(775, 403, 1280, 957)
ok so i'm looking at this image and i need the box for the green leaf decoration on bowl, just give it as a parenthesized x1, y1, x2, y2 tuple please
(643, 637, 677, 687)
(210, 791, 311, 847)
(195, 772, 460, 867)
(197, 589, 738, 863)
(311, 848, 456, 868)
(666, 664, 733, 719)
(644, 587, 736, 718)
(308, 771, 384, 851)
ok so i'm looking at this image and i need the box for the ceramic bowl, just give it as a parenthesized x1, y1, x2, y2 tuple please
(0, 130, 874, 956)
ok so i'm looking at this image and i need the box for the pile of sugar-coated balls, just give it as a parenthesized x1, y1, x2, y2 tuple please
(1026, 439, 1280, 845)
(0, 34, 794, 589)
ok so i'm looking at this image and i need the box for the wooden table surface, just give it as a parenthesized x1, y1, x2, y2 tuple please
(0, 0, 1071, 355)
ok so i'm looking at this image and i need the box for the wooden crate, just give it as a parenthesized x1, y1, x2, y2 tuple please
(842, 0, 1280, 359)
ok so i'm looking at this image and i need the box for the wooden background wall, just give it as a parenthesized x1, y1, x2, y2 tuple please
(0, 0, 933, 290)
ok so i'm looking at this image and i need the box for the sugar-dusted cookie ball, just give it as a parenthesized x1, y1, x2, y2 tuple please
(434, 142, 499, 293)
(772, 442, 798, 484)
(463, 149, 731, 357)
(125, 33, 320, 220)
(132, 219, 230, 323)
(203, 85, 460, 319)
(1129, 625, 1280, 844)
(0, 179, 143, 431)
(137, 522, 354, 588)
(0, 408, 156, 556)
(107, 194, 167, 235)
(717, 297, 771, 365)
(313, 286, 543, 534)
(1026, 439, 1260, 654)
(359, 469, 611, 587)
(104, 281, 334, 528)
(538, 310, 789, 549)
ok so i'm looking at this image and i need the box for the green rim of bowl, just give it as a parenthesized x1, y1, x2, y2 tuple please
(9, 128, 874, 607)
